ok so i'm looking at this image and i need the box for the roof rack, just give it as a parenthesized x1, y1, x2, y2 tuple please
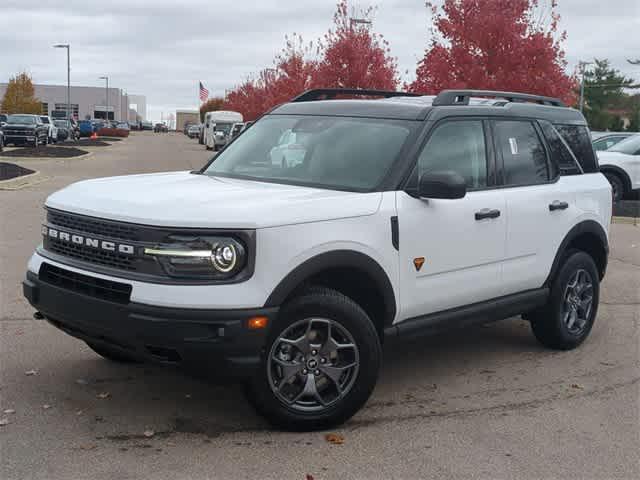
(432, 90, 564, 107)
(292, 88, 421, 103)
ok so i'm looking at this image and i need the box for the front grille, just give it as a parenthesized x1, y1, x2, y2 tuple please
(47, 210, 139, 241)
(47, 238, 136, 271)
(40, 263, 132, 304)
(5, 129, 32, 136)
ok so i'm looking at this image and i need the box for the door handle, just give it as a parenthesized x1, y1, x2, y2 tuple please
(549, 201, 569, 211)
(475, 208, 501, 220)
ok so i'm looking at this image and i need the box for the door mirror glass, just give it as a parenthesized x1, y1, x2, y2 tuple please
(418, 171, 467, 199)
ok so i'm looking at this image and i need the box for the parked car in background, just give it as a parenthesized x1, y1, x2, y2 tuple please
(78, 120, 95, 137)
(154, 123, 168, 133)
(597, 134, 640, 201)
(141, 121, 153, 131)
(40, 116, 58, 144)
(204, 111, 243, 150)
(116, 122, 130, 131)
(3, 114, 49, 147)
(187, 124, 200, 138)
(592, 132, 637, 151)
(53, 120, 70, 141)
(0, 125, 4, 152)
(230, 122, 245, 140)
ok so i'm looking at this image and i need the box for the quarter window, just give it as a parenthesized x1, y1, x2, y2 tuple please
(554, 125, 599, 173)
(417, 120, 487, 189)
(494, 121, 549, 185)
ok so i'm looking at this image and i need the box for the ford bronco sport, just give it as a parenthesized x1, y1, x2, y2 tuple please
(23, 89, 611, 430)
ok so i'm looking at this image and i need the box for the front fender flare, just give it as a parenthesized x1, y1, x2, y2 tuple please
(263, 249, 397, 326)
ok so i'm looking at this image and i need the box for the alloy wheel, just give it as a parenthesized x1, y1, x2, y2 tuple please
(562, 269, 594, 335)
(267, 317, 360, 413)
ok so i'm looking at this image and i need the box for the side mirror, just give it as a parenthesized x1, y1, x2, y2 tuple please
(418, 171, 467, 199)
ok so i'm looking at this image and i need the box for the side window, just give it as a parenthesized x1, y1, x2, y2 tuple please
(494, 120, 549, 185)
(418, 120, 487, 189)
(538, 120, 577, 176)
(554, 125, 599, 173)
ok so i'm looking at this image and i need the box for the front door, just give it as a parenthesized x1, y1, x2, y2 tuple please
(396, 119, 506, 322)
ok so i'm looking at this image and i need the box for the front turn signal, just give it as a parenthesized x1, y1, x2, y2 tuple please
(248, 316, 269, 330)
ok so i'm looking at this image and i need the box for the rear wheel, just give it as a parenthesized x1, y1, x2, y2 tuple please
(530, 251, 600, 350)
(245, 287, 381, 431)
(604, 172, 625, 202)
(86, 342, 141, 363)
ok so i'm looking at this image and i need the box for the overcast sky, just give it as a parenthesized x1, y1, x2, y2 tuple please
(1, 0, 638, 122)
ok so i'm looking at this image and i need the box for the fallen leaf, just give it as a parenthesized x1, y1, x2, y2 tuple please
(306, 475, 315, 480)
(143, 430, 155, 438)
(76, 410, 83, 416)
(3, 409, 15, 414)
(0, 418, 9, 426)
(325, 433, 344, 445)
(25, 369, 38, 376)
(96, 392, 110, 399)
(570, 383, 583, 390)
(43, 404, 51, 410)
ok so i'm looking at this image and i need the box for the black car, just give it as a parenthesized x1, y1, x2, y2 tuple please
(0, 114, 6, 151)
(3, 114, 49, 147)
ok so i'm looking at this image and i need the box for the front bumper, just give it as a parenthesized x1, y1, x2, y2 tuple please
(23, 269, 278, 379)
(6, 135, 35, 143)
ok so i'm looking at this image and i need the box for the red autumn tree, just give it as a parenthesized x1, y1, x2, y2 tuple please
(409, 0, 577, 104)
(224, 34, 317, 121)
(313, 1, 398, 90)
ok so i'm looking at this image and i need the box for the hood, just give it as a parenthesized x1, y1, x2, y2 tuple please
(45, 171, 382, 229)
(597, 151, 634, 166)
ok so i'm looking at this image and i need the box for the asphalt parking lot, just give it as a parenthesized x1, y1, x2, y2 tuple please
(1, 132, 638, 480)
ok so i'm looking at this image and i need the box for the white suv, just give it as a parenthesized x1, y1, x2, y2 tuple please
(24, 89, 612, 430)
(597, 134, 640, 201)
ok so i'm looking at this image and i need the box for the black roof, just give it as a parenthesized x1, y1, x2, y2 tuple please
(272, 99, 430, 121)
(269, 88, 587, 125)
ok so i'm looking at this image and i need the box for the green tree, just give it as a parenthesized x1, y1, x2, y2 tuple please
(582, 59, 637, 130)
(1, 72, 41, 114)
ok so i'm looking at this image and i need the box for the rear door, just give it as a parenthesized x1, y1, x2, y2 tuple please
(396, 118, 507, 321)
(494, 119, 573, 294)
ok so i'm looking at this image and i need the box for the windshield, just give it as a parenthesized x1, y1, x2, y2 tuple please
(608, 135, 640, 155)
(7, 115, 36, 124)
(204, 114, 414, 191)
(214, 123, 234, 134)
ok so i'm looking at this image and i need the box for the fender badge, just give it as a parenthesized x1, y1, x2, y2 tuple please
(413, 257, 425, 272)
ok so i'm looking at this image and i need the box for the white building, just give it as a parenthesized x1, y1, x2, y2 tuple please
(0, 83, 147, 122)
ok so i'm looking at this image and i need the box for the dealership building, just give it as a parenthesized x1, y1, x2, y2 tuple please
(0, 83, 147, 122)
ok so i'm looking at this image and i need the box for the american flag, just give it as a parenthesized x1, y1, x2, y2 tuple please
(199, 82, 209, 102)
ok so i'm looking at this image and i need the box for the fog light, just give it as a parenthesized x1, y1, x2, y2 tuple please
(248, 316, 268, 330)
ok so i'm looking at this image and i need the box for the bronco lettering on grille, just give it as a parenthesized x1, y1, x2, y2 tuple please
(42, 226, 135, 255)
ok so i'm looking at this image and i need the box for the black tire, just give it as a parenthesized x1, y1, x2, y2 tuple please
(530, 250, 600, 350)
(604, 172, 625, 202)
(245, 287, 381, 431)
(86, 342, 141, 363)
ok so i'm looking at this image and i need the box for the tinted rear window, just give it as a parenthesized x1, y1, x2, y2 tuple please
(554, 125, 599, 173)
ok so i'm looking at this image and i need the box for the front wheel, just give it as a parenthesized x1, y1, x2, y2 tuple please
(245, 287, 381, 431)
(530, 251, 600, 350)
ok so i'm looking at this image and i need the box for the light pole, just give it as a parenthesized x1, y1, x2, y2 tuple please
(53, 44, 70, 122)
(578, 61, 593, 113)
(99, 76, 109, 122)
(349, 17, 372, 29)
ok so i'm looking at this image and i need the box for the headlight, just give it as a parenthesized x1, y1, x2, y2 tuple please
(144, 236, 246, 280)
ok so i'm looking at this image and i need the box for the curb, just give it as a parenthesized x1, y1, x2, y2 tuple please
(0, 151, 93, 162)
(612, 216, 639, 225)
(0, 170, 51, 190)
